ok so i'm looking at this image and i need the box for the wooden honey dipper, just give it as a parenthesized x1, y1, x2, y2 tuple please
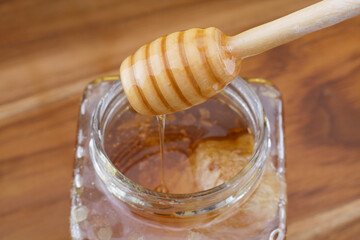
(120, 0, 360, 115)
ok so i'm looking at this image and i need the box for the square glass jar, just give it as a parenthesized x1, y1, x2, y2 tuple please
(70, 76, 286, 240)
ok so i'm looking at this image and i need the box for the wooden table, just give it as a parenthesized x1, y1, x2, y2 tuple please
(1, 0, 359, 239)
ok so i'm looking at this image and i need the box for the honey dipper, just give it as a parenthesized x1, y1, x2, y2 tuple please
(120, 0, 360, 115)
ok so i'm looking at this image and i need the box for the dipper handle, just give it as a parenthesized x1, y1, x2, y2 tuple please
(228, 0, 360, 58)
(120, 0, 360, 116)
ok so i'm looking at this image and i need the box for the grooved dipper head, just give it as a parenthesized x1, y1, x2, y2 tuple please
(120, 27, 241, 115)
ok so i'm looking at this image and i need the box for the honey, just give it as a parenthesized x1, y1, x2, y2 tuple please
(104, 98, 254, 194)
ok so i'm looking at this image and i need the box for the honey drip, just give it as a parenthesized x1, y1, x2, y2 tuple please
(154, 114, 169, 193)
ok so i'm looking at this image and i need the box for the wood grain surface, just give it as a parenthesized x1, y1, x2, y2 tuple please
(0, 0, 359, 239)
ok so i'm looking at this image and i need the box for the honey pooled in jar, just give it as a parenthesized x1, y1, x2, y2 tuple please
(190, 128, 254, 191)
(104, 96, 254, 194)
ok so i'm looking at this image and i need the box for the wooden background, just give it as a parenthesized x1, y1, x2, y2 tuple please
(1, 0, 359, 239)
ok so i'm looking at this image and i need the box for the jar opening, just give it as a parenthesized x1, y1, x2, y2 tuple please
(90, 77, 270, 218)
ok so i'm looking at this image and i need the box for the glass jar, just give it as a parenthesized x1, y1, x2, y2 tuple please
(70, 76, 287, 240)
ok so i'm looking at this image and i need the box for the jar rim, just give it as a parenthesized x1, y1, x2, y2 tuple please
(90, 76, 270, 216)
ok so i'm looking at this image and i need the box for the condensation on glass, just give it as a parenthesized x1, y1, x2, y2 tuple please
(70, 76, 287, 240)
